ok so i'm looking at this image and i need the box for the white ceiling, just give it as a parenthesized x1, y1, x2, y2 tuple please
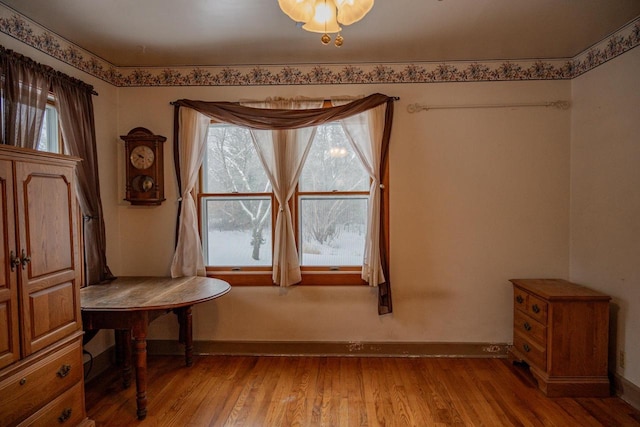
(2, 0, 639, 67)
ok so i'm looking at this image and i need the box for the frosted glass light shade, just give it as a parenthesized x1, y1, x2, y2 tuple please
(335, 0, 374, 25)
(278, 0, 314, 23)
(302, 0, 342, 33)
(279, 0, 373, 32)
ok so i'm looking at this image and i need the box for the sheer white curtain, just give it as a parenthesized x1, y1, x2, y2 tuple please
(336, 103, 388, 286)
(243, 99, 323, 286)
(170, 108, 210, 277)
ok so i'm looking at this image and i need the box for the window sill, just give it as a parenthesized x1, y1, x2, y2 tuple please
(206, 270, 367, 286)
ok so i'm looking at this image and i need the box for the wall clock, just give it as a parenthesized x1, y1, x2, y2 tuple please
(120, 127, 166, 206)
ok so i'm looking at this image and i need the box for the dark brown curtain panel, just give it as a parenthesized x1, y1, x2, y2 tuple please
(52, 77, 114, 285)
(377, 100, 394, 315)
(173, 93, 395, 314)
(174, 93, 392, 130)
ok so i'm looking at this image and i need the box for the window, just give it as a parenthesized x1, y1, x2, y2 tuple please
(200, 122, 371, 285)
(0, 97, 61, 152)
(174, 94, 393, 310)
(298, 124, 369, 267)
(201, 125, 273, 268)
(37, 101, 61, 153)
(0, 74, 59, 151)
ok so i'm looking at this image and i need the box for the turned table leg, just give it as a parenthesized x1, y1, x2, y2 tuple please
(176, 306, 194, 366)
(131, 323, 148, 420)
(115, 329, 133, 389)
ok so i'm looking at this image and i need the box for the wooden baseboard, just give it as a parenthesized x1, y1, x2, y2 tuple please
(613, 372, 640, 411)
(146, 340, 510, 358)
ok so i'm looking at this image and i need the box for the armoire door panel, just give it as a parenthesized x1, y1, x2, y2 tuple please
(0, 159, 20, 369)
(0, 302, 19, 368)
(28, 280, 77, 338)
(30, 281, 77, 330)
(21, 172, 75, 278)
(14, 161, 81, 357)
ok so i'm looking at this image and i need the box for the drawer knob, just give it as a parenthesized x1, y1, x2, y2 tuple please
(523, 344, 531, 353)
(523, 322, 532, 331)
(516, 295, 524, 304)
(58, 408, 72, 423)
(57, 364, 72, 378)
(19, 377, 27, 385)
(532, 304, 540, 313)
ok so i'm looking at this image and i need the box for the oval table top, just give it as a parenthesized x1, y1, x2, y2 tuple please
(80, 276, 231, 311)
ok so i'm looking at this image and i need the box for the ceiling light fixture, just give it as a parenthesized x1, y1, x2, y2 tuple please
(278, 0, 374, 47)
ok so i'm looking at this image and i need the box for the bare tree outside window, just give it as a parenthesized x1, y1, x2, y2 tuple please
(202, 125, 272, 266)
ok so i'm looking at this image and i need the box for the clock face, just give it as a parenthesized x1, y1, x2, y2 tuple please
(130, 145, 155, 170)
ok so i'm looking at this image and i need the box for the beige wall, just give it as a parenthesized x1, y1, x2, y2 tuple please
(570, 48, 640, 387)
(112, 81, 571, 345)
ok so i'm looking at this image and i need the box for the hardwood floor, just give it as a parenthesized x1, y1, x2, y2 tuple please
(85, 355, 640, 426)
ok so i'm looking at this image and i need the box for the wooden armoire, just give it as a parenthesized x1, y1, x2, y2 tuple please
(0, 146, 93, 426)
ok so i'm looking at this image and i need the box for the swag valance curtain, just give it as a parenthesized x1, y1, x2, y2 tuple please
(171, 93, 395, 314)
(0, 46, 113, 286)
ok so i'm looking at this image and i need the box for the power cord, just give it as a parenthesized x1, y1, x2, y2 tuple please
(83, 349, 94, 380)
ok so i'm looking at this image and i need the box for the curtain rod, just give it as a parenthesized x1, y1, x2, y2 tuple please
(170, 96, 399, 106)
(407, 100, 570, 113)
(0, 46, 98, 96)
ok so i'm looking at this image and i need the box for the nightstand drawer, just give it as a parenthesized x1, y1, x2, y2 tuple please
(0, 340, 83, 426)
(526, 294, 548, 325)
(513, 332, 547, 371)
(514, 310, 546, 346)
(514, 286, 548, 324)
(513, 288, 528, 313)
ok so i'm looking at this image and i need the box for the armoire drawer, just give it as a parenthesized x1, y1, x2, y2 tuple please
(0, 339, 83, 426)
(17, 381, 85, 427)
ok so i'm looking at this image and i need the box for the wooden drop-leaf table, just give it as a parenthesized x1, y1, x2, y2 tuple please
(80, 276, 231, 420)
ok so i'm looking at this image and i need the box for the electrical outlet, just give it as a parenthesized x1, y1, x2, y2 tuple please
(620, 350, 625, 369)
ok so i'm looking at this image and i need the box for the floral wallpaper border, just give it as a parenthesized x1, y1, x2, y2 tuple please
(0, 4, 638, 87)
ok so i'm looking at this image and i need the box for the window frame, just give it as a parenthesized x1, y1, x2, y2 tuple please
(198, 115, 390, 287)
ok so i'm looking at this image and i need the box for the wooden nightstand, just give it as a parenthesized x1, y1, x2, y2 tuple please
(509, 278, 611, 397)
